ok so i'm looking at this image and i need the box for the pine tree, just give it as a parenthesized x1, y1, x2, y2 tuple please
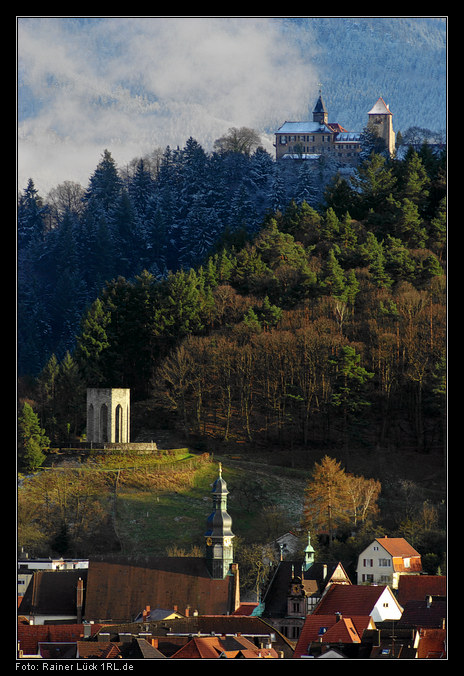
(329, 345, 374, 454)
(55, 352, 85, 439)
(18, 179, 49, 249)
(74, 298, 111, 386)
(109, 188, 140, 278)
(351, 153, 397, 218)
(83, 149, 122, 214)
(18, 402, 50, 472)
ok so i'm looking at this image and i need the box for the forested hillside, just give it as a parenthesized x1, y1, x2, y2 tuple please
(283, 17, 446, 134)
(18, 137, 446, 461)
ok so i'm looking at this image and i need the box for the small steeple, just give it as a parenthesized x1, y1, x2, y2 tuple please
(303, 531, 315, 571)
(313, 89, 328, 125)
(205, 463, 235, 579)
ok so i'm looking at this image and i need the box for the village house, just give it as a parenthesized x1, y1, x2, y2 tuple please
(356, 536, 422, 588)
(18, 570, 86, 625)
(311, 582, 403, 624)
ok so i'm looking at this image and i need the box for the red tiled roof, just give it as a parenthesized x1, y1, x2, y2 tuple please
(397, 575, 446, 606)
(17, 623, 104, 656)
(312, 584, 390, 617)
(375, 537, 420, 558)
(293, 614, 372, 658)
(77, 642, 122, 659)
(231, 602, 258, 616)
(416, 628, 446, 659)
(171, 635, 279, 659)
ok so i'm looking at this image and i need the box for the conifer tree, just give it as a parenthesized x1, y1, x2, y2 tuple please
(18, 402, 50, 472)
(18, 179, 49, 249)
(74, 298, 111, 386)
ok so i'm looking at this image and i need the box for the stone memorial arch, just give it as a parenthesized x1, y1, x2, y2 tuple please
(86, 388, 130, 444)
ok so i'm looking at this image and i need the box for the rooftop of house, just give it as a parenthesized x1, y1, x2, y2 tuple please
(83, 555, 236, 622)
(17, 622, 104, 656)
(276, 121, 334, 134)
(91, 615, 295, 658)
(398, 596, 447, 630)
(293, 613, 374, 657)
(18, 569, 87, 618)
(416, 628, 446, 659)
(373, 537, 421, 558)
(397, 575, 446, 606)
(312, 583, 397, 617)
(170, 634, 279, 659)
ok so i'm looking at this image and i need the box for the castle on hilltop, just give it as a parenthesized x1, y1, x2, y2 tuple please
(274, 92, 395, 164)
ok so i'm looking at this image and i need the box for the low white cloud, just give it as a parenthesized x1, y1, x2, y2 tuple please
(18, 17, 319, 194)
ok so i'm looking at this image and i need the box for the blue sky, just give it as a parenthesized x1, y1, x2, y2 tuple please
(17, 17, 319, 194)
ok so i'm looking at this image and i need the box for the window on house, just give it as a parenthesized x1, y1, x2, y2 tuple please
(379, 559, 391, 567)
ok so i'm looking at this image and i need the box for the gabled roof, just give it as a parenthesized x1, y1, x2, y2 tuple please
(293, 614, 373, 657)
(312, 584, 396, 617)
(171, 634, 279, 659)
(374, 537, 420, 558)
(76, 642, 122, 659)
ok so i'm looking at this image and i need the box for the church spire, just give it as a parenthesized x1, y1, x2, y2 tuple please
(303, 530, 315, 571)
(205, 463, 235, 579)
(313, 89, 328, 125)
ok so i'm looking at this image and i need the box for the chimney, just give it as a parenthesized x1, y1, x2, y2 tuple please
(76, 577, 84, 624)
(142, 605, 151, 620)
(335, 612, 342, 623)
(151, 638, 159, 649)
(185, 606, 190, 617)
(323, 564, 327, 580)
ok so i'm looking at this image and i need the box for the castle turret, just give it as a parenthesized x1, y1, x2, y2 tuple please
(367, 97, 396, 157)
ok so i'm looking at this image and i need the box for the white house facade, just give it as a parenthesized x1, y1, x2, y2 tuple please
(356, 537, 422, 588)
